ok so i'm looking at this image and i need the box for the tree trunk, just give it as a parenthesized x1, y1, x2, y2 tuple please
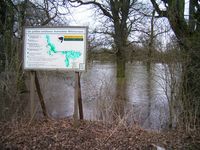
(116, 50, 126, 78)
(113, 47, 126, 120)
(182, 42, 200, 127)
(150, 0, 200, 128)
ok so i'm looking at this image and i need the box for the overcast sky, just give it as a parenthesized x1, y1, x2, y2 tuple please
(69, 5, 94, 26)
(68, 0, 190, 26)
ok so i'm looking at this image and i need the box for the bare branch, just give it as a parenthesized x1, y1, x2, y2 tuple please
(150, 0, 167, 17)
(68, 0, 113, 19)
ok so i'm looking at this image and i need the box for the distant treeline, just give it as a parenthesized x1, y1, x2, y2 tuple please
(88, 47, 181, 63)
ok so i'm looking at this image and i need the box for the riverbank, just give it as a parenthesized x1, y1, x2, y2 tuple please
(0, 118, 199, 150)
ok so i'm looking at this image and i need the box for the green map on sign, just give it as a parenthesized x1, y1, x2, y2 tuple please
(46, 35, 81, 67)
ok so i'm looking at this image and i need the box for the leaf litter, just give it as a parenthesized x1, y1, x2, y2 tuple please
(0, 119, 200, 150)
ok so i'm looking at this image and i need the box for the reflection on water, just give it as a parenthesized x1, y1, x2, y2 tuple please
(34, 61, 174, 130)
(126, 62, 169, 129)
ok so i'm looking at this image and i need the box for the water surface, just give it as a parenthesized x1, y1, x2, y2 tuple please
(34, 61, 172, 130)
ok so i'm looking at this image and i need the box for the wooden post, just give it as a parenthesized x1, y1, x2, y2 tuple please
(73, 72, 79, 126)
(30, 71, 35, 118)
(78, 72, 84, 120)
(34, 71, 48, 118)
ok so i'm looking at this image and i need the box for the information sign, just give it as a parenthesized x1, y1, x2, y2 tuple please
(23, 27, 87, 71)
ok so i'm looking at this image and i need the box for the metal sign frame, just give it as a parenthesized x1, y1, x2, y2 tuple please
(23, 26, 88, 72)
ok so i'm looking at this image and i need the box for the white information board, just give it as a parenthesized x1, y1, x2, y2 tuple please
(23, 27, 87, 71)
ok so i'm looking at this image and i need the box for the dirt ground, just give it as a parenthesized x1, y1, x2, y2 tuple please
(0, 118, 200, 150)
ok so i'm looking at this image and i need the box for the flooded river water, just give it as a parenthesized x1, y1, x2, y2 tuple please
(34, 61, 175, 130)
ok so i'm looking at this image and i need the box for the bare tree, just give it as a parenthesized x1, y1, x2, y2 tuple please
(68, 0, 145, 77)
(150, 0, 200, 128)
(66, 1, 145, 110)
(0, 0, 69, 120)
